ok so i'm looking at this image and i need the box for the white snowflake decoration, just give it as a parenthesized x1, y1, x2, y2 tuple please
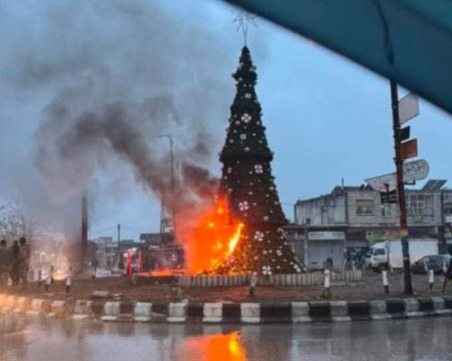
(254, 164, 263, 174)
(238, 201, 249, 212)
(227, 167, 232, 174)
(244, 147, 250, 152)
(241, 113, 252, 123)
(245, 93, 252, 99)
(240, 134, 247, 140)
(254, 231, 264, 242)
(263, 216, 269, 221)
(276, 250, 282, 256)
(262, 265, 272, 276)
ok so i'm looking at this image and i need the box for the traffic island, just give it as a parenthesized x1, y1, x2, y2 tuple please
(2, 270, 452, 323)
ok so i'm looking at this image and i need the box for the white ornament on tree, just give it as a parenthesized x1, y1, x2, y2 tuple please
(262, 265, 272, 276)
(238, 201, 250, 212)
(241, 113, 252, 123)
(254, 164, 263, 174)
(254, 231, 264, 242)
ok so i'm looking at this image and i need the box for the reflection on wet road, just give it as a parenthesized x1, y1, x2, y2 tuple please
(1, 314, 452, 361)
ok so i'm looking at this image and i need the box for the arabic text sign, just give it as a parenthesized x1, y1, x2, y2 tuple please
(365, 159, 429, 192)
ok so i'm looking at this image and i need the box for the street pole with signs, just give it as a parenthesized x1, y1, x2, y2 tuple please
(391, 81, 417, 294)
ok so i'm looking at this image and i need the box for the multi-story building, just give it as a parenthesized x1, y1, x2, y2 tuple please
(286, 179, 451, 269)
(92, 236, 117, 269)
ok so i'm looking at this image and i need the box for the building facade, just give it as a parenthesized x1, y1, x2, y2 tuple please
(92, 237, 117, 269)
(286, 179, 451, 269)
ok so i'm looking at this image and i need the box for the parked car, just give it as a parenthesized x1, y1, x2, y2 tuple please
(410, 254, 451, 275)
(370, 240, 438, 272)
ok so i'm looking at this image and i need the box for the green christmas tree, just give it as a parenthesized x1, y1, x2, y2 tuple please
(218, 46, 302, 275)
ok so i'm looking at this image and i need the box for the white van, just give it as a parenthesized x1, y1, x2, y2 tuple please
(370, 239, 438, 272)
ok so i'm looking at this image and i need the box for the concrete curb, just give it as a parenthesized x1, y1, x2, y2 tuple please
(1, 294, 452, 324)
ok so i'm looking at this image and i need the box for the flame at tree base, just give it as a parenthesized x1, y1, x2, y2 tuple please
(177, 197, 244, 275)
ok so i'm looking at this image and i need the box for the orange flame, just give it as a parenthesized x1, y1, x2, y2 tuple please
(150, 269, 173, 276)
(177, 197, 243, 274)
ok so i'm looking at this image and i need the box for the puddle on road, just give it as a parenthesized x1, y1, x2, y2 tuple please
(1, 314, 452, 361)
(174, 331, 247, 361)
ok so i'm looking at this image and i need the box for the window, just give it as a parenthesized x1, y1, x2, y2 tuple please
(381, 205, 396, 217)
(355, 199, 374, 216)
(406, 194, 429, 216)
(444, 203, 452, 215)
(372, 248, 385, 256)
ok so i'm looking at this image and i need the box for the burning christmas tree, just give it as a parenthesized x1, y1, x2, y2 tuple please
(216, 46, 302, 275)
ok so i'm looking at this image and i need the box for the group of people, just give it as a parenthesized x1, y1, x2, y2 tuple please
(0, 237, 31, 290)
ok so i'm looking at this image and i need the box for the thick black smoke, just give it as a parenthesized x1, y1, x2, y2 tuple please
(0, 0, 249, 238)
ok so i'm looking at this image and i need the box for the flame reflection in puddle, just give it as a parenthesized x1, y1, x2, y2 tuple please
(175, 331, 247, 361)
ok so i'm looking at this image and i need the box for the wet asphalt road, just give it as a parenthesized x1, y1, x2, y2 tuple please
(1, 314, 452, 361)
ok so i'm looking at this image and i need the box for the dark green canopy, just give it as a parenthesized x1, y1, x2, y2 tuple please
(223, 0, 452, 114)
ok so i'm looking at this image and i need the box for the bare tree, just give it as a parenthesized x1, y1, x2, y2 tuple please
(0, 202, 38, 242)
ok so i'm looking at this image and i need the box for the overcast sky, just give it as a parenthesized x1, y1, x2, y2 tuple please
(1, 0, 451, 241)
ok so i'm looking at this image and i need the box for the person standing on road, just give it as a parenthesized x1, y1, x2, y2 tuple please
(17, 237, 31, 289)
(10, 240, 20, 287)
(0, 239, 13, 289)
(442, 247, 452, 293)
(92, 257, 99, 278)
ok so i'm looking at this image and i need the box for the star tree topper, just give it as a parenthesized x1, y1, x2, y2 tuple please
(233, 10, 257, 46)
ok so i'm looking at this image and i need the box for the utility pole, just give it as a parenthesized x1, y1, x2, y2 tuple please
(81, 193, 88, 271)
(160, 186, 166, 234)
(158, 134, 176, 243)
(304, 218, 311, 269)
(117, 223, 122, 269)
(390, 80, 413, 294)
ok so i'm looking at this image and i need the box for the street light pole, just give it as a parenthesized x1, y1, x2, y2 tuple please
(304, 218, 311, 269)
(159, 134, 176, 243)
(117, 223, 122, 269)
(390, 79, 413, 294)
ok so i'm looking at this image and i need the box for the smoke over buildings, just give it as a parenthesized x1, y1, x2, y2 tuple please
(0, 0, 247, 239)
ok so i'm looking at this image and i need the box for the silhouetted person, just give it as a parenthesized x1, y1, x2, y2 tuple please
(17, 237, 31, 289)
(92, 258, 99, 278)
(442, 246, 452, 293)
(10, 240, 20, 286)
(0, 240, 13, 289)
